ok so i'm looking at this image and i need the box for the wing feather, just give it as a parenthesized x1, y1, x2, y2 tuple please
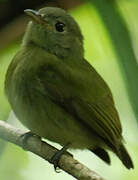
(37, 60, 122, 150)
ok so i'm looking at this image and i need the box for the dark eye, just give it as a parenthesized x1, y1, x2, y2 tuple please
(55, 22, 65, 32)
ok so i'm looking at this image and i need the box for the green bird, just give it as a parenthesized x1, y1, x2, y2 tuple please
(5, 7, 134, 169)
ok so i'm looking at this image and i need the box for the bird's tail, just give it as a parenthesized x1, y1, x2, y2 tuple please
(116, 143, 134, 169)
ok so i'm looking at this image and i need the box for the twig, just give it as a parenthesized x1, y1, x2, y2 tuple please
(0, 120, 105, 180)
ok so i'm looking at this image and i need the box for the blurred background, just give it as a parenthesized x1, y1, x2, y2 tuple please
(0, 0, 138, 180)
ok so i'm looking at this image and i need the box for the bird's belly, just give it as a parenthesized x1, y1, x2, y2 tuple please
(12, 94, 99, 149)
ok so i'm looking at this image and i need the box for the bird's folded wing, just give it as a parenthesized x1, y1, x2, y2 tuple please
(37, 64, 122, 149)
(72, 97, 122, 149)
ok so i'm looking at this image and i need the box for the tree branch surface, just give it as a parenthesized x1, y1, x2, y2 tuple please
(0, 120, 105, 180)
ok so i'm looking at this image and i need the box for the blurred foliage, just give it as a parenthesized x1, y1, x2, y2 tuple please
(0, 44, 18, 120)
(0, 142, 28, 180)
(90, 0, 138, 121)
(0, 42, 20, 160)
(0, 0, 138, 180)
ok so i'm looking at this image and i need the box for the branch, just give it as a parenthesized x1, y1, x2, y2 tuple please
(0, 120, 105, 180)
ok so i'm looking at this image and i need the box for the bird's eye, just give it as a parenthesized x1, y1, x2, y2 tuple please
(55, 22, 65, 32)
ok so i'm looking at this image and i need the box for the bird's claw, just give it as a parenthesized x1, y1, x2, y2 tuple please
(20, 131, 41, 150)
(49, 143, 71, 172)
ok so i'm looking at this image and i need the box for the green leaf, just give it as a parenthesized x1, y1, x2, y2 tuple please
(89, 0, 138, 121)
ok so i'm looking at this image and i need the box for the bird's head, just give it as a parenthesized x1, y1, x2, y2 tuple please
(23, 7, 84, 59)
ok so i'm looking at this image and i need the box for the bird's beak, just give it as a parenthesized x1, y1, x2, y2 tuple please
(24, 9, 45, 24)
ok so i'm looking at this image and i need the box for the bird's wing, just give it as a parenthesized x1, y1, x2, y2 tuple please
(37, 58, 122, 150)
(72, 95, 122, 150)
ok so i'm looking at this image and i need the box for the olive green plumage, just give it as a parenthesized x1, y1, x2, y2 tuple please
(5, 7, 133, 169)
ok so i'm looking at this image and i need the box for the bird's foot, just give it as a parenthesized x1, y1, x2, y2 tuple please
(20, 131, 41, 150)
(50, 143, 72, 172)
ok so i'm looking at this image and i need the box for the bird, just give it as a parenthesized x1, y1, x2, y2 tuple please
(5, 6, 134, 169)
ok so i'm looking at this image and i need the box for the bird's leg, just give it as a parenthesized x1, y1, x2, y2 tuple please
(50, 143, 72, 172)
(20, 131, 41, 150)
